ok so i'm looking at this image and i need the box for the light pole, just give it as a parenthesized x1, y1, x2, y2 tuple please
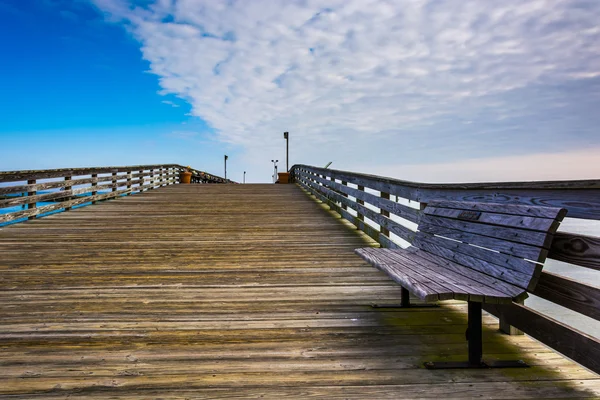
(243, 171, 246, 184)
(283, 131, 289, 172)
(224, 155, 228, 181)
(271, 160, 278, 183)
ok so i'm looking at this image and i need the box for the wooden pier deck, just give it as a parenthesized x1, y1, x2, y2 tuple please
(0, 184, 598, 399)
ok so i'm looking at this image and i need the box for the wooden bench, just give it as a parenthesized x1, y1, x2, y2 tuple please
(355, 200, 567, 369)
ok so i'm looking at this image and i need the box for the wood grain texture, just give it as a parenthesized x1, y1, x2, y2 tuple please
(0, 165, 228, 225)
(532, 271, 600, 321)
(549, 231, 600, 271)
(483, 302, 600, 374)
(292, 164, 600, 220)
(0, 183, 597, 398)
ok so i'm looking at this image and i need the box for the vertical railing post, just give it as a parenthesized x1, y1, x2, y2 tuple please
(357, 185, 365, 222)
(380, 191, 390, 238)
(341, 180, 348, 210)
(64, 176, 72, 211)
(112, 172, 117, 193)
(126, 170, 132, 195)
(149, 169, 154, 190)
(500, 299, 525, 335)
(91, 174, 98, 204)
(139, 170, 144, 192)
(27, 179, 36, 220)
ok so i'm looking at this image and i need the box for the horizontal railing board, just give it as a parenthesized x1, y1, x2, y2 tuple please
(0, 178, 148, 208)
(0, 188, 133, 223)
(483, 302, 600, 374)
(549, 231, 600, 271)
(0, 164, 227, 225)
(292, 165, 600, 220)
(533, 271, 600, 321)
(300, 174, 416, 243)
(302, 170, 421, 224)
(296, 175, 399, 249)
(0, 164, 182, 183)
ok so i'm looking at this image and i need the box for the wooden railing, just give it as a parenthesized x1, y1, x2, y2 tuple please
(0, 164, 227, 225)
(291, 164, 600, 373)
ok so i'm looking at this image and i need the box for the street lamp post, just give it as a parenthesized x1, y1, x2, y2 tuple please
(283, 131, 289, 172)
(224, 155, 228, 181)
(271, 160, 278, 183)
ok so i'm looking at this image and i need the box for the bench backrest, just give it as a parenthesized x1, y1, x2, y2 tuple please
(412, 200, 567, 291)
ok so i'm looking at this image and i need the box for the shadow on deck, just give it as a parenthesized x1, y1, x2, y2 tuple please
(0, 184, 598, 398)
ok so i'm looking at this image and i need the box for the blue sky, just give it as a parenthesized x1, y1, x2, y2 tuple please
(1, 0, 599, 182)
(0, 0, 239, 179)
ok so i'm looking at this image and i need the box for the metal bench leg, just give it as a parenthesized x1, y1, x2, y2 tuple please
(468, 301, 483, 366)
(371, 287, 438, 309)
(424, 301, 529, 369)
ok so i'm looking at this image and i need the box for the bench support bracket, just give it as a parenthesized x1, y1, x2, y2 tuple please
(424, 302, 529, 369)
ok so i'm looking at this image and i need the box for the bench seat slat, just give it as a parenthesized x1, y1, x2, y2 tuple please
(357, 248, 454, 302)
(419, 222, 548, 262)
(411, 250, 528, 302)
(383, 250, 511, 303)
(414, 234, 536, 291)
(426, 200, 568, 220)
(382, 249, 522, 302)
(423, 212, 553, 248)
(374, 249, 471, 302)
(356, 248, 522, 304)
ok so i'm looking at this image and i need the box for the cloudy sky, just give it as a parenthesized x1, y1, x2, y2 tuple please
(1, 0, 599, 182)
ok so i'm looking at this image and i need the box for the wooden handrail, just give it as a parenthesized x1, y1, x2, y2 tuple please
(291, 163, 600, 374)
(0, 164, 228, 225)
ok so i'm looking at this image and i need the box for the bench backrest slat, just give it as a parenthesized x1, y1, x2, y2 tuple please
(414, 200, 566, 291)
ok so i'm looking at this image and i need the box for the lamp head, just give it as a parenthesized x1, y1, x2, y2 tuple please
(283, 131, 288, 139)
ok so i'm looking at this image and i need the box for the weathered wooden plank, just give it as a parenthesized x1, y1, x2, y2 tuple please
(0, 188, 132, 223)
(381, 249, 515, 303)
(413, 234, 535, 292)
(426, 199, 568, 219)
(0, 164, 182, 183)
(413, 248, 528, 301)
(418, 221, 548, 262)
(354, 248, 444, 301)
(424, 206, 561, 236)
(2, 381, 599, 400)
(300, 170, 421, 223)
(532, 271, 600, 321)
(27, 179, 35, 221)
(422, 212, 554, 248)
(297, 175, 400, 249)
(483, 302, 600, 374)
(293, 165, 600, 220)
(412, 231, 539, 280)
(301, 177, 416, 243)
(549, 231, 600, 271)
(0, 183, 594, 398)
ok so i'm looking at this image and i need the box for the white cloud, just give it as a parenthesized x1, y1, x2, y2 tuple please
(92, 0, 600, 182)
(161, 100, 180, 107)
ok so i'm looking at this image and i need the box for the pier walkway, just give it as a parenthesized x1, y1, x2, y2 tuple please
(1, 184, 599, 398)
